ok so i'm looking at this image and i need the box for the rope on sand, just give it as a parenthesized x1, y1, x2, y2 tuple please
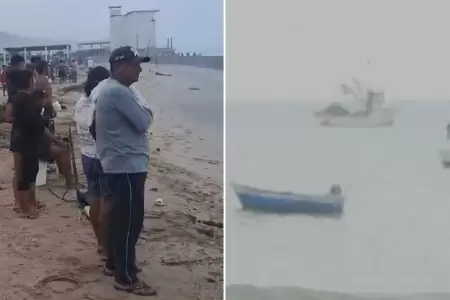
(47, 125, 86, 203)
(48, 187, 77, 202)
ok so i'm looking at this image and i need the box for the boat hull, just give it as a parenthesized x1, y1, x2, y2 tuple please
(318, 108, 395, 128)
(233, 184, 344, 215)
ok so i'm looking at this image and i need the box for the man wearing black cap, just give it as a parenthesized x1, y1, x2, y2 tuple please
(91, 46, 155, 296)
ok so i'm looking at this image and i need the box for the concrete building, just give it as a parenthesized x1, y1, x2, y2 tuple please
(109, 6, 159, 55)
(74, 41, 111, 65)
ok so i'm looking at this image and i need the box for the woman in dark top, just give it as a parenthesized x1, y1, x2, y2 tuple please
(9, 69, 45, 218)
(8, 69, 67, 218)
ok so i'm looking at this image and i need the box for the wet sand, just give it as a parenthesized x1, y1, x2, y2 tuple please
(0, 66, 223, 299)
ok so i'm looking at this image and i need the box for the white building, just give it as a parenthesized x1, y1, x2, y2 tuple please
(109, 6, 158, 53)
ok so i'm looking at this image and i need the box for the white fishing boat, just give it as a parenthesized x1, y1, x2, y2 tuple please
(319, 108, 395, 128)
(316, 79, 395, 128)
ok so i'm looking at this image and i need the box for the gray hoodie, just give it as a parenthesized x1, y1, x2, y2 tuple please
(92, 78, 153, 174)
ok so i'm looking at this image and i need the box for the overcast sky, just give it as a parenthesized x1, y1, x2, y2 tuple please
(0, 0, 223, 55)
(227, 0, 450, 102)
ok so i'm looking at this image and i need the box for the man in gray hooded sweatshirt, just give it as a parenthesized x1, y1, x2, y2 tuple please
(91, 46, 156, 296)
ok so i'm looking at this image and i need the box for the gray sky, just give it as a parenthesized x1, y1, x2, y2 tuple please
(227, 0, 450, 103)
(1, 0, 223, 55)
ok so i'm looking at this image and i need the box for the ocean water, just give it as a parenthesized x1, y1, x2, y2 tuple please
(138, 65, 223, 157)
(226, 101, 450, 299)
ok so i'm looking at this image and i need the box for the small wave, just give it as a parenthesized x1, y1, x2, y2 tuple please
(226, 284, 450, 300)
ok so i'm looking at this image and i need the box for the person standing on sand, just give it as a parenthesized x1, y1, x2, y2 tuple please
(1, 65, 7, 96)
(74, 66, 112, 260)
(5, 54, 26, 212)
(34, 60, 75, 197)
(69, 59, 78, 83)
(57, 60, 68, 84)
(87, 57, 94, 72)
(8, 69, 64, 218)
(90, 46, 155, 296)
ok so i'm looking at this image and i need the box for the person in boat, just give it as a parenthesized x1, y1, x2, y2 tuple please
(329, 184, 342, 196)
(365, 90, 375, 115)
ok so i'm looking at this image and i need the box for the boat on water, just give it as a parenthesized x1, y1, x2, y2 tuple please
(315, 79, 395, 128)
(233, 183, 344, 215)
(439, 124, 450, 168)
(319, 108, 395, 128)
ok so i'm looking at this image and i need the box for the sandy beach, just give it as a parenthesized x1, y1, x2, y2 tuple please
(0, 65, 223, 299)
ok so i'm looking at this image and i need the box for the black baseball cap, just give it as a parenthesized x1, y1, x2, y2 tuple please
(109, 46, 150, 64)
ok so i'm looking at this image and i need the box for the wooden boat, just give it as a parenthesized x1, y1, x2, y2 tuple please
(233, 183, 344, 215)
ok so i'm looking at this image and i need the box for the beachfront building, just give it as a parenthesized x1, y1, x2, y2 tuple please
(74, 41, 111, 65)
(3, 44, 71, 63)
(0, 50, 10, 66)
(109, 6, 159, 56)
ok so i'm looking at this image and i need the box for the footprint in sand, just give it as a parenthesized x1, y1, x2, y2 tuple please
(36, 275, 81, 295)
(57, 255, 82, 266)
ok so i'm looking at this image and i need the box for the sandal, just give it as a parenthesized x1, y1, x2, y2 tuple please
(114, 280, 157, 296)
(13, 207, 21, 213)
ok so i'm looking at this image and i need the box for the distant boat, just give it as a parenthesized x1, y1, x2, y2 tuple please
(439, 124, 450, 168)
(315, 79, 395, 128)
(319, 108, 395, 128)
(233, 183, 344, 215)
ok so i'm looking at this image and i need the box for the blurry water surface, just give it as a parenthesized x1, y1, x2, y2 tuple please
(226, 101, 450, 298)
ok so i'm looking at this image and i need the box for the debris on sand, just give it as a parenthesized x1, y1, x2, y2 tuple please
(155, 71, 172, 76)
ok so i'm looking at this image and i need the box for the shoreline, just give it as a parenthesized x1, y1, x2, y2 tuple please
(0, 67, 223, 299)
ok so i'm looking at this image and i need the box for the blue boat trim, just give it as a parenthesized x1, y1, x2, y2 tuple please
(233, 183, 344, 215)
